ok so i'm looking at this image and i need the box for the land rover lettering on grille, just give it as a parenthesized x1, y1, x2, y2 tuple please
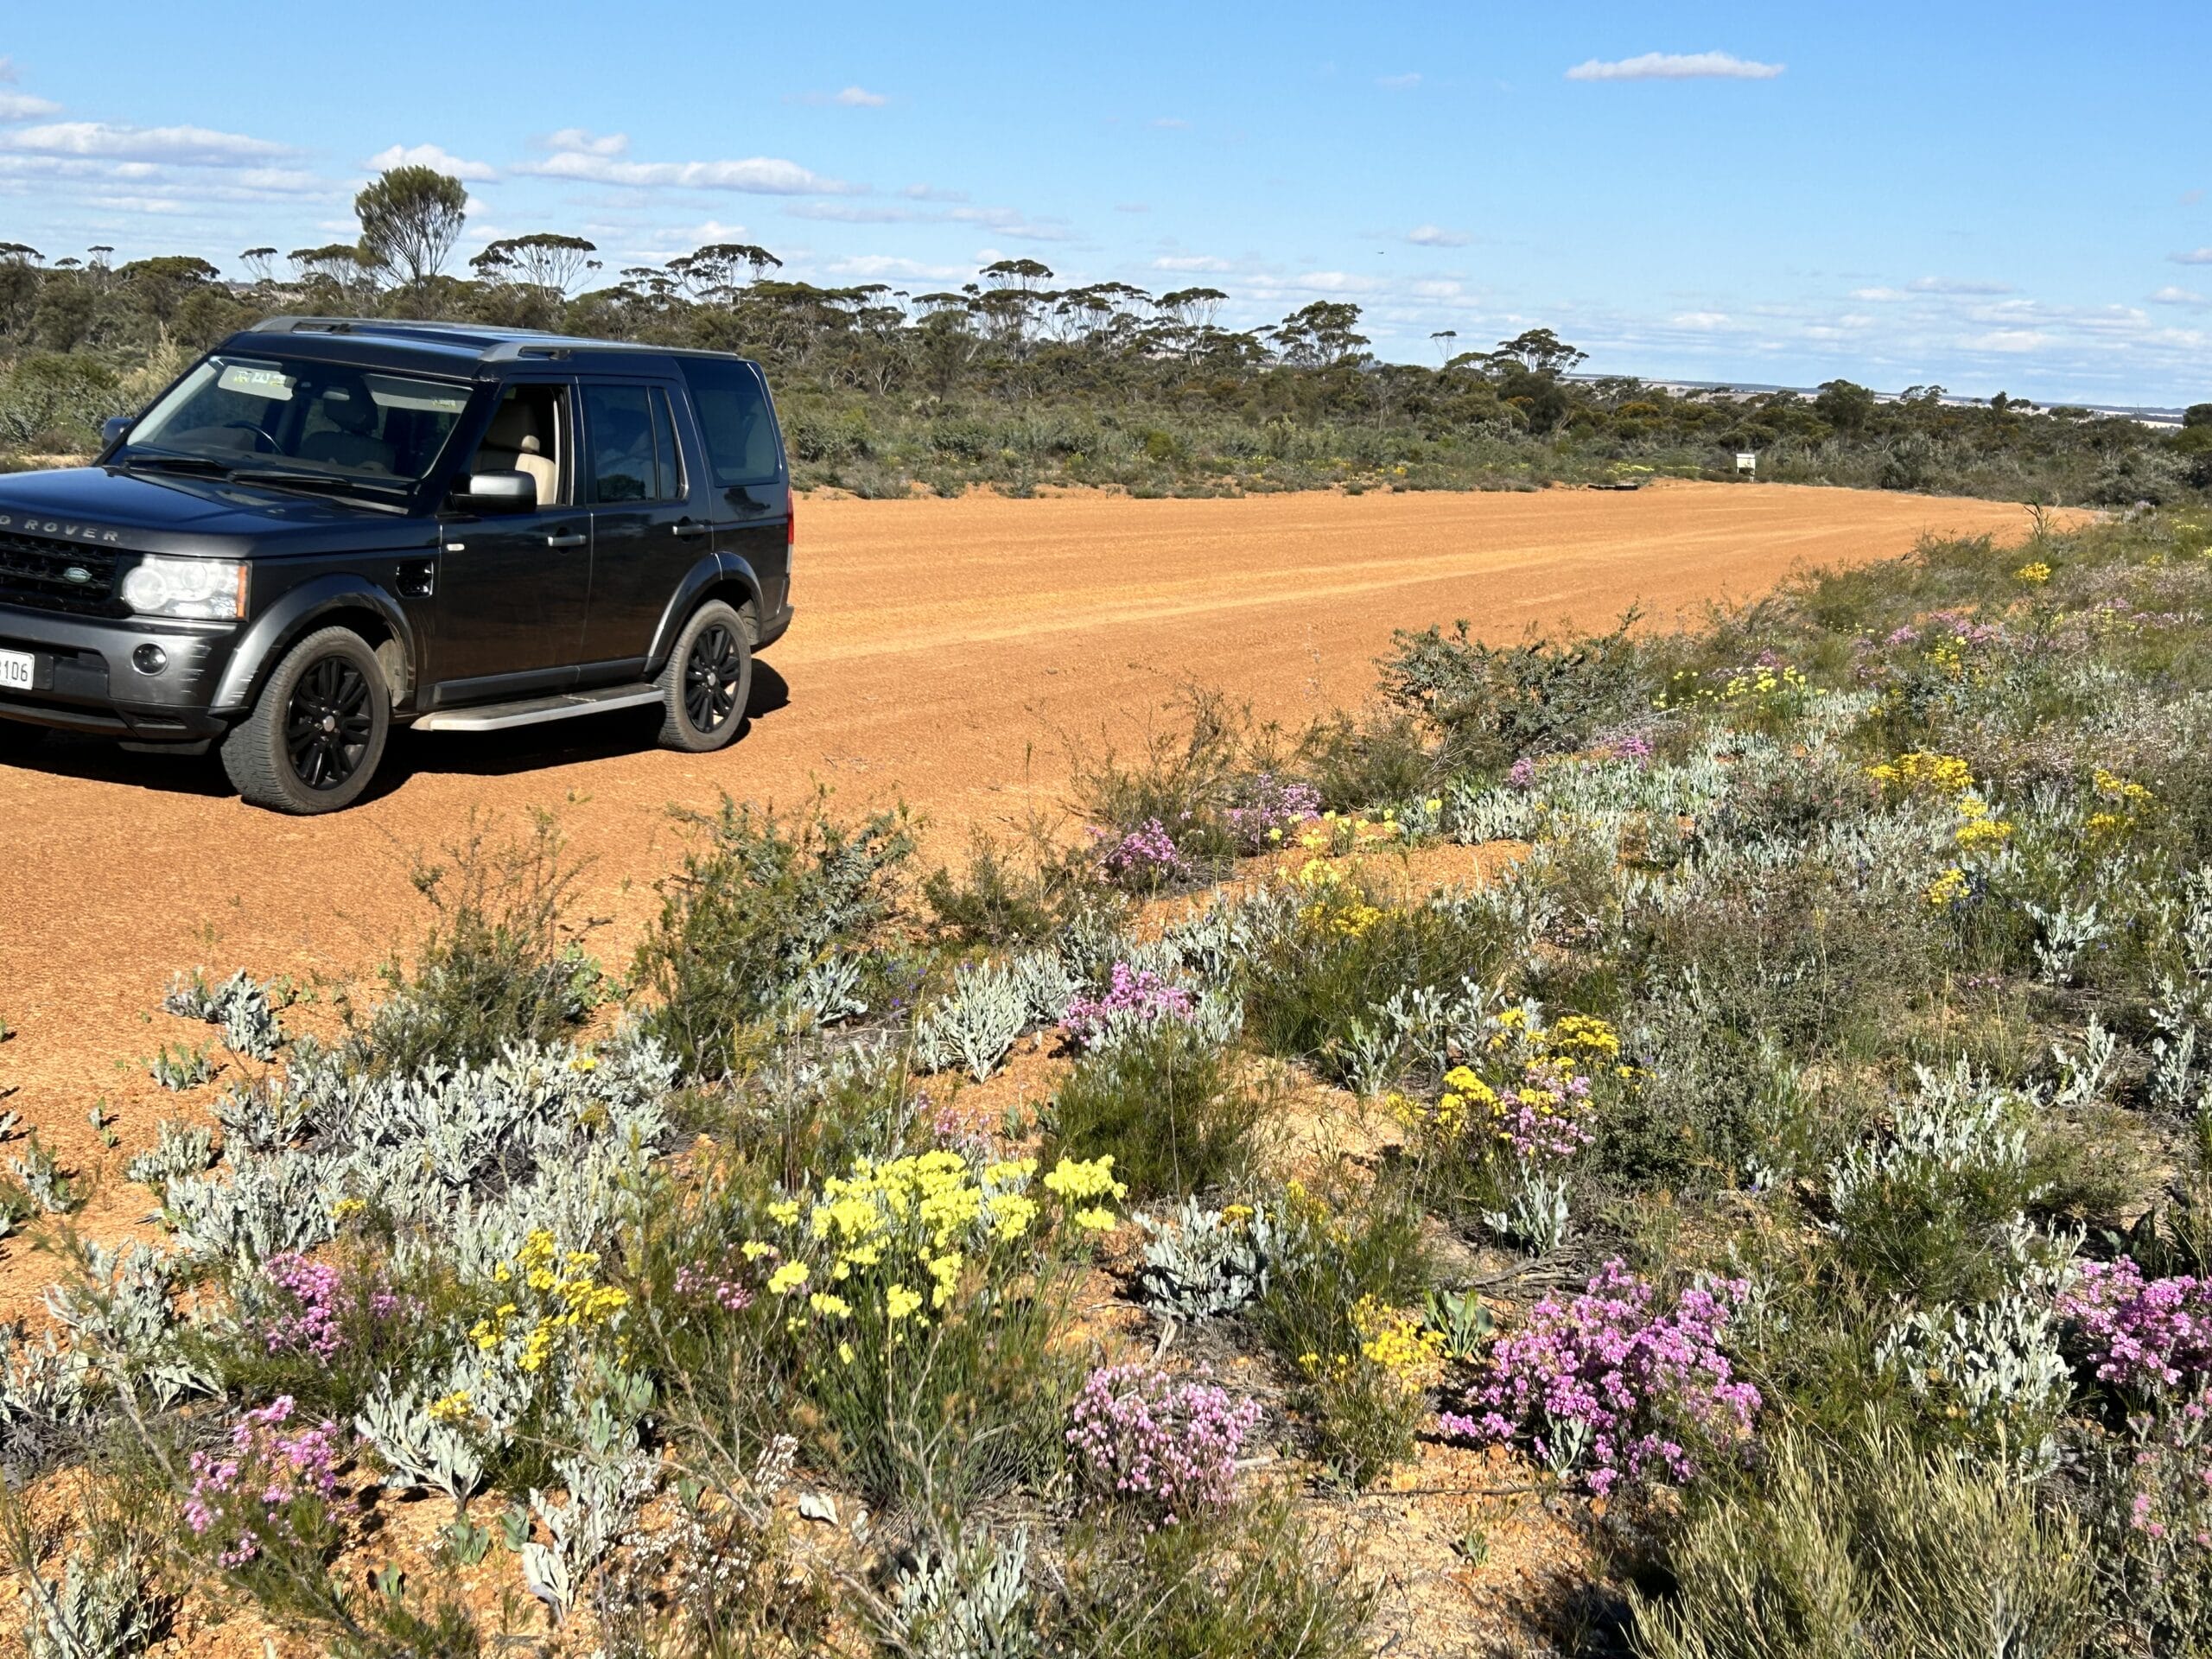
(0, 518, 123, 543)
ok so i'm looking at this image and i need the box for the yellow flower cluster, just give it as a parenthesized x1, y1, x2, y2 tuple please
(469, 1228, 631, 1375)
(756, 1152, 1126, 1348)
(1925, 868, 1971, 909)
(2088, 768, 2154, 840)
(1299, 1297, 1444, 1392)
(1867, 751, 1974, 797)
(2014, 561, 2052, 585)
(1295, 858, 1387, 938)
(1954, 791, 2014, 853)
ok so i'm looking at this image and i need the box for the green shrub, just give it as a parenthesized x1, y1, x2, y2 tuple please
(1055, 1491, 1375, 1658)
(344, 810, 603, 1077)
(1242, 880, 1512, 1084)
(1043, 1022, 1266, 1201)
(1255, 1168, 1431, 1376)
(1379, 612, 1650, 769)
(920, 830, 1084, 948)
(635, 792, 913, 1077)
(1632, 1427, 2098, 1659)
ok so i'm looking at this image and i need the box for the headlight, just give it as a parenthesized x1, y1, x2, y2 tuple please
(120, 556, 248, 620)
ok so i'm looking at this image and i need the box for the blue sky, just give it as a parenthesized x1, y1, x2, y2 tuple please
(3, 2, 2209, 404)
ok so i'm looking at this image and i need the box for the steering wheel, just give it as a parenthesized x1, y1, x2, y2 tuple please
(222, 419, 279, 454)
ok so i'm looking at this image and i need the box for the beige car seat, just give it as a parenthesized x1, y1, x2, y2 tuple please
(476, 397, 559, 505)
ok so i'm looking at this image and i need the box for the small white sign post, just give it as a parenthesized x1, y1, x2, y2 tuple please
(1735, 450, 1758, 479)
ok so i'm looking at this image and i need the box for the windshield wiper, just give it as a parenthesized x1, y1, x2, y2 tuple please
(120, 453, 232, 477)
(226, 468, 410, 505)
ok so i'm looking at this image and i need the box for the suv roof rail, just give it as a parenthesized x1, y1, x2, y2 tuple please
(239, 316, 744, 365)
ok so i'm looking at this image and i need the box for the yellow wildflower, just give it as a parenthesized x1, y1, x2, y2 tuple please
(808, 1291, 854, 1320)
(767, 1262, 810, 1295)
(427, 1389, 472, 1425)
(2014, 561, 2051, 585)
(1926, 868, 1971, 908)
(885, 1283, 923, 1321)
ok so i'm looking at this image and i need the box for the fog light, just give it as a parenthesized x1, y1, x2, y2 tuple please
(131, 644, 167, 675)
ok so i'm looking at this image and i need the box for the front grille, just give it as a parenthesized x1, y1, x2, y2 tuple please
(0, 532, 126, 617)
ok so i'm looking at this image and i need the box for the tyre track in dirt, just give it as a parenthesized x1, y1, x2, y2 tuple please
(0, 480, 2055, 1306)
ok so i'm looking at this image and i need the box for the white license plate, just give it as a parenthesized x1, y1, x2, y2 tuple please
(0, 649, 31, 693)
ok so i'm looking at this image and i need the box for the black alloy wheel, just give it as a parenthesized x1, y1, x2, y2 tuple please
(284, 652, 376, 790)
(220, 626, 391, 814)
(655, 597, 752, 753)
(683, 621, 745, 734)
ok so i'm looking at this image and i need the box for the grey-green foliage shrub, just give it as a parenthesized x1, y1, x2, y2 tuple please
(637, 794, 913, 1077)
(22, 1545, 168, 1659)
(883, 1528, 1037, 1659)
(349, 811, 604, 1078)
(162, 1029, 673, 1268)
(124, 1119, 213, 1188)
(1824, 1060, 2045, 1300)
(1631, 1427, 2098, 1659)
(1044, 1021, 1263, 1202)
(912, 957, 1041, 1082)
(163, 968, 282, 1060)
(1136, 1199, 1280, 1319)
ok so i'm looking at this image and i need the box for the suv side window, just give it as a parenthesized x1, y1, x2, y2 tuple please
(583, 384, 683, 504)
(678, 358, 780, 487)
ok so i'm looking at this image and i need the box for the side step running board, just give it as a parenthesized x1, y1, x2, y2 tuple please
(411, 683, 661, 734)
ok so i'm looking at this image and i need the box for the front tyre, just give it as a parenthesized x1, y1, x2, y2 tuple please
(219, 626, 390, 814)
(0, 720, 48, 764)
(656, 599, 753, 753)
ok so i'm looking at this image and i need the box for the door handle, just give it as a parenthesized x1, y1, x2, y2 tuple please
(671, 522, 712, 538)
(545, 531, 587, 548)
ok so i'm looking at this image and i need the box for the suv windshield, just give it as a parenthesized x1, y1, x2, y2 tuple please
(121, 355, 474, 488)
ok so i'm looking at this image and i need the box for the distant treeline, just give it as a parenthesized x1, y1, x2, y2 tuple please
(3, 165, 2208, 501)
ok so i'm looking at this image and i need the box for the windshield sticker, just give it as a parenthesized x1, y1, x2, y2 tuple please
(215, 364, 296, 401)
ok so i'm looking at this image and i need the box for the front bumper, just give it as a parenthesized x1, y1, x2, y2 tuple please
(0, 604, 242, 741)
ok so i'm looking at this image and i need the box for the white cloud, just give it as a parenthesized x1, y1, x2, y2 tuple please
(1672, 311, 1732, 329)
(0, 92, 60, 121)
(1566, 51, 1784, 82)
(1292, 270, 1378, 293)
(1376, 73, 1421, 89)
(1908, 275, 2010, 296)
(517, 130, 856, 194)
(836, 86, 887, 107)
(1152, 117, 1189, 129)
(1406, 224, 1467, 247)
(901, 183, 968, 202)
(0, 121, 292, 165)
(946, 204, 1071, 242)
(1964, 328, 2052, 353)
(2153, 285, 2208, 305)
(366, 142, 497, 181)
(1153, 254, 1233, 272)
(543, 128, 629, 157)
(823, 253, 964, 281)
(787, 201, 914, 224)
(1114, 201, 1149, 213)
(0, 56, 15, 81)
(2171, 247, 2212, 265)
(1849, 286, 1909, 301)
(1411, 278, 1465, 298)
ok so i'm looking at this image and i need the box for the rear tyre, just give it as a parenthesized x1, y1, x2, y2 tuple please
(656, 599, 753, 753)
(219, 626, 390, 814)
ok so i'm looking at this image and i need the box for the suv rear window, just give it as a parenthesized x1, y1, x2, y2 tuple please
(680, 359, 781, 487)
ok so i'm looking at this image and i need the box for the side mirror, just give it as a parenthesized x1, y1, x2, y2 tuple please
(100, 415, 133, 450)
(461, 470, 537, 512)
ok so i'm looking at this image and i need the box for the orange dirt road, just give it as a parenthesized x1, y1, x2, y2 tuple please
(0, 481, 2049, 1233)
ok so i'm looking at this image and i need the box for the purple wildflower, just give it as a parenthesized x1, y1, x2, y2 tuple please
(183, 1396, 345, 1567)
(1440, 1261, 1759, 1498)
(2058, 1259, 2212, 1397)
(1099, 818, 1192, 886)
(1224, 772, 1323, 853)
(1066, 1363, 1261, 1529)
(1063, 963, 1197, 1050)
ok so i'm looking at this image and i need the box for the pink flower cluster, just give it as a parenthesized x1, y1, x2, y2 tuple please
(673, 1255, 756, 1313)
(258, 1253, 397, 1362)
(1494, 1064, 1595, 1162)
(1224, 772, 1321, 852)
(1098, 818, 1192, 885)
(1438, 1261, 1759, 1498)
(1505, 756, 1541, 790)
(1062, 963, 1196, 1050)
(2057, 1258, 2212, 1396)
(1596, 733, 1654, 767)
(1066, 1363, 1262, 1528)
(182, 1396, 345, 1567)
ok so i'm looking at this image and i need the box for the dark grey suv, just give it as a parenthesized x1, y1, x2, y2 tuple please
(0, 317, 794, 811)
